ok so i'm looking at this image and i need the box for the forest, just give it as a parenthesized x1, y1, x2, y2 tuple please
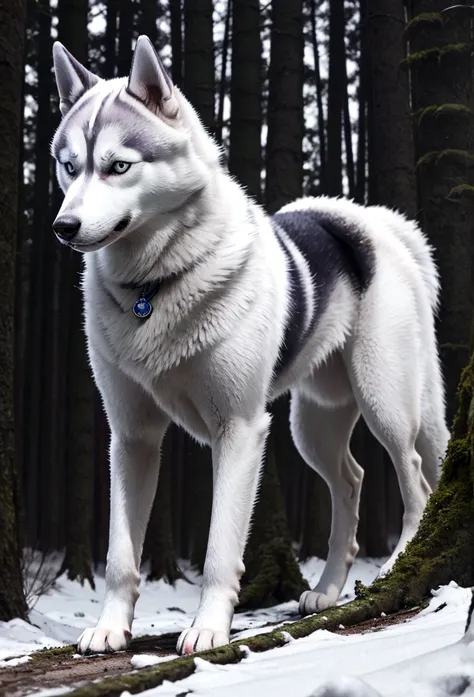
(1, 1, 474, 689)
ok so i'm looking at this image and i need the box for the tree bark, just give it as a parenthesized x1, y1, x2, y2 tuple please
(0, 0, 28, 621)
(183, 0, 215, 133)
(117, 0, 133, 78)
(310, 0, 327, 194)
(326, 0, 345, 197)
(368, 0, 416, 217)
(240, 436, 309, 609)
(355, 0, 368, 204)
(56, 0, 96, 588)
(408, 2, 474, 423)
(170, 0, 183, 87)
(144, 431, 183, 584)
(228, 0, 262, 200)
(265, 0, 304, 212)
(104, 0, 118, 79)
(215, 0, 231, 146)
(138, 0, 158, 46)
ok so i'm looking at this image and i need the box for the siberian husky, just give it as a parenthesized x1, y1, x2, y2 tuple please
(51, 36, 449, 655)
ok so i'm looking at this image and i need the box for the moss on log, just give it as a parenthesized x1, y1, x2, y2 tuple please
(63, 598, 423, 697)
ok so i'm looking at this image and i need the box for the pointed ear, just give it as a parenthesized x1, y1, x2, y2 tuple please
(53, 42, 100, 116)
(127, 36, 179, 121)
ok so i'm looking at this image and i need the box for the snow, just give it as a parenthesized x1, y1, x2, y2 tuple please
(0, 556, 384, 662)
(130, 653, 179, 669)
(125, 583, 474, 697)
(1, 557, 473, 697)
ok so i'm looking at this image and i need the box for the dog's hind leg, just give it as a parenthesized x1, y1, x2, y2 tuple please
(177, 410, 271, 655)
(290, 393, 363, 614)
(416, 381, 450, 491)
(346, 318, 433, 579)
(77, 358, 169, 655)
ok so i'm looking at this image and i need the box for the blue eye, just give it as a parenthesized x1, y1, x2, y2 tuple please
(109, 161, 131, 175)
(64, 161, 75, 176)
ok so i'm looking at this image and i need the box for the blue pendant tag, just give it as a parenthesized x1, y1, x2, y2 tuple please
(133, 297, 153, 319)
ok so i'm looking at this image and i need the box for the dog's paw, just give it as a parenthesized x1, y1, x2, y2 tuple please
(176, 627, 229, 655)
(77, 627, 132, 654)
(299, 590, 337, 615)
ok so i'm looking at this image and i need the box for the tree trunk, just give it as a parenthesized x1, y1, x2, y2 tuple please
(183, 0, 215, 133)
(310, 0, 327, 194)
(408, 3, 474, 423)
(215, 0, 231, 146)
(22, 0, 55, 550)
(170, 0, 183, 87)
(144, 430, 183, 584)
(228, 0, 262, 200)
(240, 436, 309, 609)
(138, 0, 158, 45)
(0, 0, 28, 621)
(265, 0, 304, 212)
(343, 56, 355, 199)
(117, 0, 133, 78)
(55, 0, 95, 588)
(104, 0, 118, 78)
(188, 442, 212, 573)
(355, 0, 368, 204)
(368, 0, 416, 217)
(326, 0, 345, 197)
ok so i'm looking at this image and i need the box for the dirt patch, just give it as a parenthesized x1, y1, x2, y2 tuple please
(0, 633, 179, 697)
(331, 606, 423, 635)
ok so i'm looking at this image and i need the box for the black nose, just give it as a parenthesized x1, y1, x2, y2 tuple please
(53, 215, 81, 241)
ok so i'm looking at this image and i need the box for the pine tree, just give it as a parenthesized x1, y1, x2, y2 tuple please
(326, 0, 345, 196)
(0, 0, 28, 622)
(408, 2, 474, 422)
(228, 0, 262, 200)
(55, 0, 96, 588)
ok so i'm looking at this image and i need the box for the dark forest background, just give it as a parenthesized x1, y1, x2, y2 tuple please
(1, 0, 474, 619)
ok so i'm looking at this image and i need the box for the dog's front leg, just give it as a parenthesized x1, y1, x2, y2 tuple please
(77, 360, 169, 654)
(177, 411, 271, 655)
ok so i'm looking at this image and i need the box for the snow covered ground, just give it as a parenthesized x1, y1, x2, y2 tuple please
(1, 556, 473, 696)
(0, 556, 383, 662)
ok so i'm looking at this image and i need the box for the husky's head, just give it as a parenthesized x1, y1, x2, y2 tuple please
(51, 36, 217, 252)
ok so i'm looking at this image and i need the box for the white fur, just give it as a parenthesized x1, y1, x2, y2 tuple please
(51, 37, 450, 657)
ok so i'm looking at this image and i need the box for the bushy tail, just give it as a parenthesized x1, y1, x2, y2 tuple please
(371, 206, 440, 313)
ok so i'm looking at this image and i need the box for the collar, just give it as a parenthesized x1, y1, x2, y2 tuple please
(131, 280, 161, 320)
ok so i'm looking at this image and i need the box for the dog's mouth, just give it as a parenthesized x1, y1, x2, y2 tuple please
(69, 216, 132, 252)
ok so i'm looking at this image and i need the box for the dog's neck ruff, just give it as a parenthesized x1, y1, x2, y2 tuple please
(131, 280, 161, 320)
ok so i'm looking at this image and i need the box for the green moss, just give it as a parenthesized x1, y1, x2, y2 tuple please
(416, 149, 474, 168)
(416, 104, 474, 126)
(65, 597, 421, 697)
(30, 644, 76, 661)
(403, 43, 474, 68)
(446, 184, 474, 204)
(404, 12, 444, 39)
